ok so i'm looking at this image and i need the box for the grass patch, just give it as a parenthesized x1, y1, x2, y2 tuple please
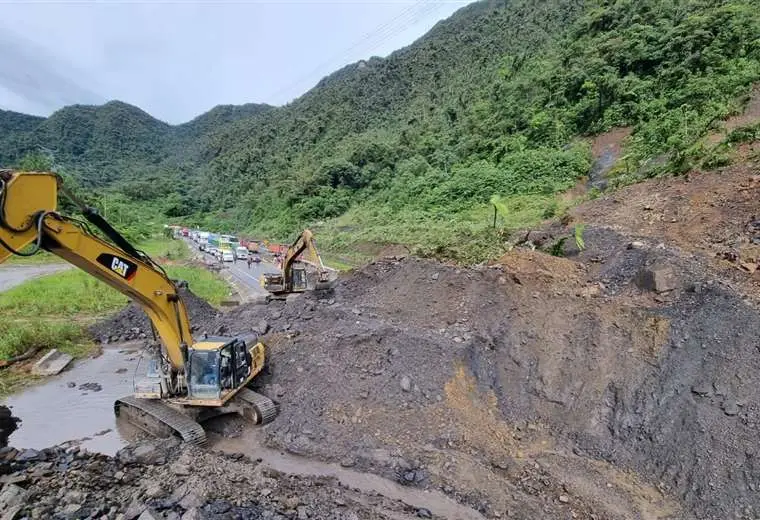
(0, 320, 88, 360)
(0, 321, 97, 397)
(315, 193, 569, 264)
(0, 270, 128, 317)
(165, 265, 230, 306)
(139, 238, 190, 261)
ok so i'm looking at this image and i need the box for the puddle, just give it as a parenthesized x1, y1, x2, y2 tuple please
(5, 345, 143, 454)
(211, 429, 485, 520)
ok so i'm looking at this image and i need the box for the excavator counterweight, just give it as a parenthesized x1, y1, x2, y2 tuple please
(0, 170, 278, 445)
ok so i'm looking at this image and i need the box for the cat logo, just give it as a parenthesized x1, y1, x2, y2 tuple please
(111, 257, 130, 277)
(96, 253, 137, 281)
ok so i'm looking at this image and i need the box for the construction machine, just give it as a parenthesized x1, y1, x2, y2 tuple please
(260, 229, 331, 295)
(0, 171, 277, 445)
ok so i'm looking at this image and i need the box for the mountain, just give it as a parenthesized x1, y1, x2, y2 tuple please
(0, 0, 758, 259)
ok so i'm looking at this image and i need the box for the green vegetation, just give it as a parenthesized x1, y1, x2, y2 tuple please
(165, 266, 229, 306)
(1, 0, 759, 262)
(0, 270, 128, 317)
(0, 321, 88, 363)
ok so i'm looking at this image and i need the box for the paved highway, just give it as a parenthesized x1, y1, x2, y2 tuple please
(184, 240, 280, 301)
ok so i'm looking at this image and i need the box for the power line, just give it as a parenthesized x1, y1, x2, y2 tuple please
(267, 0, 455, 103)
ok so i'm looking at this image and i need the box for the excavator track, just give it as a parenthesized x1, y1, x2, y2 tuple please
(114, 396, 207, 447)
(235, 388, 279, 425)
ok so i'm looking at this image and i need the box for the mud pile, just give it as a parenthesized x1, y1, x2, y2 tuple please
(207, 231, 760, 520)
(89, 287, 218, 343)
(0, 438, 422, 520)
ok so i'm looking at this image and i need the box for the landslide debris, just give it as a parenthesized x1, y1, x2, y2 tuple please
(0, 438, 419, 520)
(208, 235, 760, 519)
(89, 287, 218, 344)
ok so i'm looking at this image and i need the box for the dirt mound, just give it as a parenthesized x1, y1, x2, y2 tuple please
(89, 287, 218, 343)
(203, 244, 760, 519)
(0, 438, 416, 519)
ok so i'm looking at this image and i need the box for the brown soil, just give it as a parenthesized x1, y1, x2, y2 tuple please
(68, 157, 760, 520)
(707, 84, 760, 145)
(573, 164, 760, 298)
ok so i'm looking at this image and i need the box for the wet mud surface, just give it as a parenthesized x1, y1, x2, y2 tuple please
(5, 344, 144, 454)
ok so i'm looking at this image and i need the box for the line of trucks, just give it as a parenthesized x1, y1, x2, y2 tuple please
(176, 228, 261, 263)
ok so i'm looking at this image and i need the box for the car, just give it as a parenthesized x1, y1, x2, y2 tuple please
(222, 250, 235, 262)
(252, 255, 261, 263)
(235, 247, 249, 261)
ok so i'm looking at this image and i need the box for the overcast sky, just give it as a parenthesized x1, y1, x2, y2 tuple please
(0, 0, 472, 124)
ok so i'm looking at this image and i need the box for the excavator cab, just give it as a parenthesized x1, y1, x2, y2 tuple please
(185, 338, 264, 402)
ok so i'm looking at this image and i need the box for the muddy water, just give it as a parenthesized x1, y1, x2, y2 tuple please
(212, 430, 485, 520)
(5, 344, 143, 454)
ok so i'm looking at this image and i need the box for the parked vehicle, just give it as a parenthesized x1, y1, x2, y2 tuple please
(222, 250, 235, 262)
(235, 247, 249, 260)
(252, 255, 261, 263)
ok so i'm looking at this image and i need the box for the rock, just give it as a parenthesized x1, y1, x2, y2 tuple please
(31, 349, 73, 376)
(114, 470, 125, 480)
(63, 504, 82, 515)
(261, 488, 272, 497)
(137, 511, 160, 520)
(144, 480, 164, 498)
(723, 399, 740, 416)
(181, 509, 202, 520)
(66, 382, 76, 388)
(340, 457, 357, 468)
(636, 265, 678, 293)
(178, 490, 205, 509)
(0, 483, 28, 509)
(431, 272, 439, 280)
(170, 463, 191, 476)
(78, 382, 103, 392)
(257, 320, 270, 335)
(400, 376, 412, 392)
(15, 448, 40, 462)
(627, 241, 646, 249)
(123, 499, 147, 520)
(351, 308, 362, 315)
(205, 500, 231, 514)
(691, 382, 713, 397)
(116, 368, 128, 374)
(342, 512, 359, 520)
(63, 490, 86, 505)
(558, 495, 570, 503)
(283, 497, 300, 509)
(417, 508, 433, 518)
(297, 506, 309, 520)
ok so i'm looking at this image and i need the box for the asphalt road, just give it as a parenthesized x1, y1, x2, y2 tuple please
(0, 264, 71, 293)
(185, 240, 280, 300)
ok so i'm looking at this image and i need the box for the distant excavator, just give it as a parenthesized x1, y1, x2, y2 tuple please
(260, 229, 331, 296)
(0, 170, 277, 445)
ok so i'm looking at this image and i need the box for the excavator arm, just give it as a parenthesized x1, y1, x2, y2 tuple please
(0, 171, 192, 370)
(262, 229, 329, 294)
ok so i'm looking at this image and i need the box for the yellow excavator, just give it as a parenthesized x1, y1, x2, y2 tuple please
(261, 229, 331, 295)
(0, 170, 277, 445)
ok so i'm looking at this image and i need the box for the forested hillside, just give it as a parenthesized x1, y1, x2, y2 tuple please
(1, 0, 759, 260)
